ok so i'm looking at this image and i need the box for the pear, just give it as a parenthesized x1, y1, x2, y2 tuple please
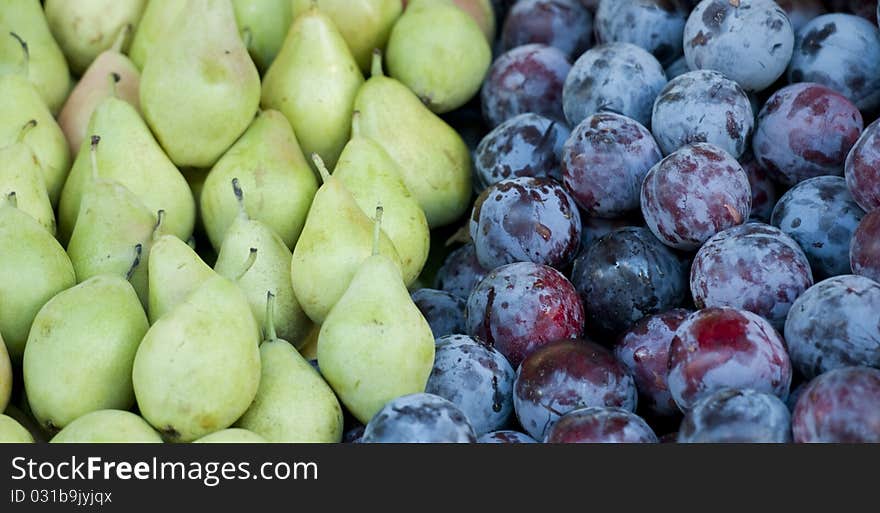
(132, 275, 261, 442)
(66, 136, 163, 306)
(140, 0, 261, 168)
(386, 0, 491, 114)
(23, 274, 149, 432)
(232, 0, 293, 72)
(0, 334, 10, 412)
(453, 0, 496, 43)
(193, 428, 267, 443)
(57, 29, 141, 153)
(0, 193, 76, 361)
(318, 208, 435, 423)
(128, 0, 186, 70)
(0, 0, 71, 113)
(214, 180, 313, 347)
(291, 155, 402, 324)
(237, 292, 343, 442)
(354, 52, 472, 228)
(50, 410, 163, 443)
(262, 6, 363, 171)
(147, 234, 216, 323)
(0, 415, 34, 443)
(201, 111, 317, 251)
(299, 323, 319, 361)
(332, 113, 429, 285)
(3, 404, 47, 442)
(0, 34, 71, 206)
(0, 120, 55, 234)
(58, 96, 195, 244)
(291, 0, 402, 73)
(44, 0, 146, 76)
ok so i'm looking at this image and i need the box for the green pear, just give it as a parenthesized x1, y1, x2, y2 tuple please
(452, 0, 496, 42)
(291, 155, 402, 324)
(386, 0, 490, 114)
(354, 52, 472, 228)
(133, 275, 261, 442)
(0, 35, 70, 206)
(0, 0, 71, 113)
(232, 0, 293, 72)
(318, 210, 435, 424)
(23, 275, 149, 432)
(0, 415, 34, 443)
(66, 136, 163, 306)
(262, 6, 363, 171)
(147, 234, 216, 323)
(237, 292, 343, 442)
(44, 0, 146, 76)
(50, 410, 163, 443)
(0, 194, 76, 362)
(140, 0, 261, 168)
(332, 113, 429, 285)
(128, 0, 186, 70)
(291, 0, 402, 73)
(0, 334, 10, 412)
(201, 110, 317, 251)
(3, 404, 47, 442)
(58, 29, 141, 153)
(58, 96, 195, 244)
(214, 180, 313, 347)
(193, 428, 267, 443)
(0, 120, 55, 234)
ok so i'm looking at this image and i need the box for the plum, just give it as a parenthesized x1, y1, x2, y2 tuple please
(677, 388, 792, 443)
(739, 150, 778, 223)
(466, 262, 585, 367)
(845, 118, 880, 212)
(361, 393, 477, 443)
(594, 0, 690, 66)
(753, 83, 863, 186)
(434, 243, 489, 300)
(784, 275, 880, 379)
(667, 307, 793, 411)
(477, 430, 538, 443)
(777, 0, 827, 32)
(514, 339, 637, 440)
(544, 406, 658, 443)
(664, 56, 690, 80)
(411, 289, 467, 339)
(792, 366, 880, 443)
(561, 112, 663, 218)
(426, 335, 516, 435)
(850, 209, 880, 282)
(579, 216, 643, 251)
(500, 0, 593, 60)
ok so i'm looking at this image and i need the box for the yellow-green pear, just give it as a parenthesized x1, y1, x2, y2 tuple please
(3, 404, 47, 442)
(201, 110, 317, 251)
(50, 410, 163, 443)
(291, 155, 402, 324)
(0, 120, 55, 234)
(291, 0, 402, 73)
(0, 35, 70, 206)
(58, 96, 195, 244)
(0, 334, 10, 412)
(132, 275, 261, 442)
(214, 180, 312, 347)
(140, 0, 261, 168)
(23, 275, 149, 432)
(58, 29, 141, 153)
(386, 0, 490, 114)
(0, 0, 71, 113)
(354, 52, 472, 228)
(44, 0, 146, 76)
(193, 428, 267, 443)
(147, 234, 216, 323)
(232, 0, 293, 72)
(0, 193, 76, 362)
(128, 0, 186, 70)
(0, 415, 34, 443)
(333, 112, 429, 285)
(237, 293, 343, 442)
(262, 6, 363, 171)
(318, 209, 435, 424)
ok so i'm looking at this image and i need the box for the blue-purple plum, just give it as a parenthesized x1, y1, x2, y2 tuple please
(544, 406, 658, 443)
(361, 393, 476, 443)
(792, 366, 880, 443)
(677, 388, 792, 443)
(411, 289, 467, 339)
(595, 0, 689, 66)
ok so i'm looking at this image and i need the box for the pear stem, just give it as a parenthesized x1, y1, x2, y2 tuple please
(5, 192, 17, 209)
(125, 244, 143, 281)
(264, 291, 277, 342)
(111, 24, 131, 54)
(89, 135, 101, 181)
(17, 119, 37, 143)
(351, 111, 361, 138)
(370, 49, 384, 78)
(311, 153, 331, 184)
(107, 72, 120, 98)
(236, 247, 258, 281)
(372, 205, 383, 256)
(153, 209, 166, 238)
(241, 27, 253, 49)
(8, 32, 29, 76)
(231, 178, 247, 218)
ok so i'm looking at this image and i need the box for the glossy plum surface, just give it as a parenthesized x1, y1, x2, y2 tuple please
(677, 388, 792, 443)
(850, 209, 880, 282)
(544, 406, 658, 443)
(501, 0, 594, 60)
(361, 394, 477, 444)
(845, 118, 880, 212)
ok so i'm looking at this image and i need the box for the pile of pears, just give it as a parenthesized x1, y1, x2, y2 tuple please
(0, 0, 495, 443)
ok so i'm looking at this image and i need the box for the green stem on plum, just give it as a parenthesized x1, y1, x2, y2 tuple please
(372, 205, 383, 256)
(235, 247, 258, 281)
(124, 243, 143, 282)
(311, 153, 331, 184)
(17, 119, 37, 144)
(264, 291, 277, 343)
